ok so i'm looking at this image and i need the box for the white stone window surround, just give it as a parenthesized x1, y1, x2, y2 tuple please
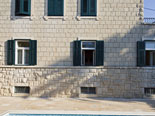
(15, 40, 30, 65)
(78, 37, 98, 66)
(43, 0, 67, 21)
(81, 41, 96, 66)
(77, 0, 100, 21)
(11, 0, 34, 20)
(12, 37, 33, 66)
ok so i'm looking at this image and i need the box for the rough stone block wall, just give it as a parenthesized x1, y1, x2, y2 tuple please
(0, 67, 155, 98)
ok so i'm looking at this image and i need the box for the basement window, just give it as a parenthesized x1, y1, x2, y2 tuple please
(81, 87, 96, 94)
(144, 88, 155, 95)
(14, 86, 30, 93)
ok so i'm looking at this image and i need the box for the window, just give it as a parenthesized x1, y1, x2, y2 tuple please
(81, 0, 97, 16)
(82, 41, 96, 66)
(15, 40, 30, 65)
(73, 40, 104, 66)
(14, 86, 30, 93)
(48, 0, 64, 16)
(137, 41, 155, 66)
(15, 0, 31, 16)
(7, 39, 37, 65)
(144, 88, 155, 95)
(81, 87, 96, 94)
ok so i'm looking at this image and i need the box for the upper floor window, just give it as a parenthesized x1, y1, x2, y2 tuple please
(81, 0, 97, 16)
(48, 0, 64, 16)
(137, 41, 155, 67)
(15, 0, 31, 16)
(7, 39, 37, 66)
(73, 40, 104, 66)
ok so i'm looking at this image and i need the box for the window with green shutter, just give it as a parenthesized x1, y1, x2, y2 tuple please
(137, 41, 155, 67)
(73, 40, 104, 66)
(81, 0, 97, 16)
(7, 39, 37, 66)
(15, 0, 31, 16)
(48, 0, 64, 16)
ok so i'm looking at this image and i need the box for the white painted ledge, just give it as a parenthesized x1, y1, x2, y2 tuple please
(10, 16, 34, 21)
(43, 16, 67, 21)
(76, 16, 100, 21)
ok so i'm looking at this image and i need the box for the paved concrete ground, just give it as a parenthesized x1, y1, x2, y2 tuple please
(0, 97, 155, 115)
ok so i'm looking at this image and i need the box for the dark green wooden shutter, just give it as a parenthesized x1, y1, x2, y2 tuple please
(15, 0, 31, 16)
(96, 41, 104, 66)
(48, 0, 63, 16)
(73, 41, 81, 66)
(7, 40, 15, 65)
(137, 41, 145, 67)
(81, 0, 88, 16)
(89, 0, 96, 16)
(55, 0, 64, 16)
(29, 40, 37, 65)
(48, 0, 55, 16)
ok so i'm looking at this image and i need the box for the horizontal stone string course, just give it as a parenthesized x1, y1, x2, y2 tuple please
(0, 67, 155, 98)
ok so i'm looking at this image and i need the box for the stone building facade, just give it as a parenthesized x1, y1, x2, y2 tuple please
(0, 0, 155, 98)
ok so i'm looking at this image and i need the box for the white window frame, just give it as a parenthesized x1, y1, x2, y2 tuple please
(11, 0, 34, 20)
(77, 0, 100, 21)
(81, 41, 96, 66)
(15, 40, 30, 65)
(43, 0, 67, 21)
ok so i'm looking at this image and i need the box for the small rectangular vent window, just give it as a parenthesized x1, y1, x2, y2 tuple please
(81, 87, 96, 94)
(14, 86, 30, 93)
(144, 88, 155, 94)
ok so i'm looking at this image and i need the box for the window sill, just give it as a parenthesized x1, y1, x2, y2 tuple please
(141, 22, 155, 25)
(43, 16, 67, 21)
(76, 16, 100, 21)
(79, 94, 97, 98)
(11, 16, 34, 21)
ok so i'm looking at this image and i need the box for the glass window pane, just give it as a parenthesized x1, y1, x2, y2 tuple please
(18, 41, 29, 47)
(145, 42, 155, 50)
(18, 50, 22, 64)
(82, 42, 95, 48)
(25, 50, 29, 64)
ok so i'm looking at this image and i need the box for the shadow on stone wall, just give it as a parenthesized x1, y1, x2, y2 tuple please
(15, 22, 155, 109)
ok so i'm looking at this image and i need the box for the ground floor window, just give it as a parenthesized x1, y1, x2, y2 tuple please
(73, 40, 104, 66)
(7, 39, 37, 65)
(15, 40, 30, 65)
(81, 41, 96, 66)
(137, 41, 155, 67)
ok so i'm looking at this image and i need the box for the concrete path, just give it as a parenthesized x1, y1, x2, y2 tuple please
(0, 97, 155, 115)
